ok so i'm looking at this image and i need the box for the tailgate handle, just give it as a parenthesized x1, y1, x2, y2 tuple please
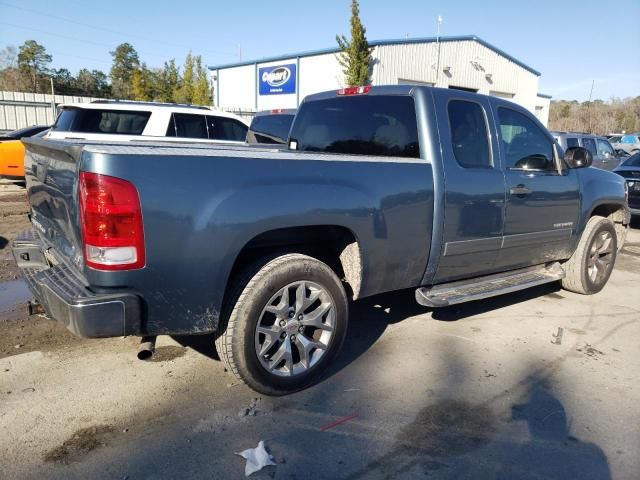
(510, 185, 531, 196)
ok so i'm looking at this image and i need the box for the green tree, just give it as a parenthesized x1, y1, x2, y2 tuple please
(76, 69, 111, 97)
(156, 60, 180, 103)
(51, 68, 78, 95)
(175, 53, 195, 104)
(17, 40, 52, 92)
(109, 43, 140, 99)
(131, 64, 155, 101)
(192, 55, 211, 105)
(336, 0, 372, 86)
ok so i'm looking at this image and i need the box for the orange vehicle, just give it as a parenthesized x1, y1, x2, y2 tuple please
(0, 125, 49, 179)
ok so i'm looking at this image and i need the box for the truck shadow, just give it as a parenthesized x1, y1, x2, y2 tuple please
(327, 282, 561, 380)
(173, 282, 563, 375)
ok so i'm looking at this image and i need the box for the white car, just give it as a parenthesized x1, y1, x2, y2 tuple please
(46, 100, 249, 144)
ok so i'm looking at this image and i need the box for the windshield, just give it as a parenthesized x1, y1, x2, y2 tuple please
(622, 152, 640, 167)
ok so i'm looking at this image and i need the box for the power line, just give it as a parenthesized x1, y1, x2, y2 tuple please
(0, 1, 236, 58)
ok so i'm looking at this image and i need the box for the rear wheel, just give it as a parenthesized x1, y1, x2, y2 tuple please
(215, 253, 348, 395)
(562, 216, 617, 294)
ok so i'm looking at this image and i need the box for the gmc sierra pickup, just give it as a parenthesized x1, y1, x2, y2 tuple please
(13, 85, 630, 395)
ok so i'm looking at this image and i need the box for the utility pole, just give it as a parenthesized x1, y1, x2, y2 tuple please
(435, 15, 443, 87)
(587, 79, 594, 132)
(237, 44, 242, 61)
(50, 77, 56, 122)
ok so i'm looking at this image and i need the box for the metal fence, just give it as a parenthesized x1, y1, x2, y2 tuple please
(0, 91, 99, 133)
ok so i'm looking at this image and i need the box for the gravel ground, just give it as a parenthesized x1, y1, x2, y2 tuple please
(1, 180, 638, 479)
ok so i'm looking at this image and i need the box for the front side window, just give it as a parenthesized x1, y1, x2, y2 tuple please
(289, 95, 420, 158)
(207, 116, 248, 141)
(53, 108, 151, 135)
(497, 107, 554, 171)
(566, 137, 579, 148)
(447, 100, 492, 168)
(597, 139, 615, 156)
(170, 113, 208, 139)
(582, 137, 597, 156)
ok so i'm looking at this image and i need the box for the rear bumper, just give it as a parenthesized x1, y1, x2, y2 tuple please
(12, 230, 141, 338)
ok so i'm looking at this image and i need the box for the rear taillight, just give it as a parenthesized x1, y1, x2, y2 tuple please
(271, 108, 284, 114)
(79, 172, 145, 270)
(337, 86, 372, 96)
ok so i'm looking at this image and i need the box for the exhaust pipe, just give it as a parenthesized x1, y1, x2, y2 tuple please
(137, 336, 157, 360)
(27, 301, 45, 316)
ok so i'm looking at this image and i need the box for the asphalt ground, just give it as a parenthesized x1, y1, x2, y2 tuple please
(1, 178, 639, 479)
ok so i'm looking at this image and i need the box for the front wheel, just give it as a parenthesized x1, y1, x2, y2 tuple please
(562, 216, 617, 294)
(215, 253, 348, 395)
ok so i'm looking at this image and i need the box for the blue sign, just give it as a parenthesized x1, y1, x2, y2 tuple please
(259, 63, 296, 95)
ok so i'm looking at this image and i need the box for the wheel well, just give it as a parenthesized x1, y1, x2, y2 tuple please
(228, 226, 362, 300)
(590, 204, 628, 248)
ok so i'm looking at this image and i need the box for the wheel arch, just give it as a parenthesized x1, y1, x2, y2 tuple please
(223, 225, 363, 308)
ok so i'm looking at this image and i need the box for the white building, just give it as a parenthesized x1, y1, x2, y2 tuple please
(209, 35, 551, 126)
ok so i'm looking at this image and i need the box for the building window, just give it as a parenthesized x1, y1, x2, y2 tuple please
(489, 91, 514, 99)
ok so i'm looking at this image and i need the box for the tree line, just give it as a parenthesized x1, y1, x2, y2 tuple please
(548, 97, 640, 135)
(0, 40, 211, 105)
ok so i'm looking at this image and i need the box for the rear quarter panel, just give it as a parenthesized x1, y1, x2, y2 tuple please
(80, 146, 435, 335)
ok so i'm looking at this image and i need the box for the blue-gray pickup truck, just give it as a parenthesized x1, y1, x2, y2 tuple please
(13, 86, 630, 394)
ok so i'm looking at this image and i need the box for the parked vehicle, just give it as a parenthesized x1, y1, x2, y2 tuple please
(614, 151, 640, 216)
(46, 100, 249, 144)
(551, 131, 622, 171)
(14, 86, 630, 395)
(611, 133, 640, 155)
(246, 109, 297, 144)
(0, 125, 49, 179)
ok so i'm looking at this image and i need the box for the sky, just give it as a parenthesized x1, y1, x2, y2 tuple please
(1, 0, 639, 101)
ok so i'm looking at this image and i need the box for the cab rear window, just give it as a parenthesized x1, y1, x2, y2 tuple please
(289, 95, 420, 158)
(53, 108, 151, 135)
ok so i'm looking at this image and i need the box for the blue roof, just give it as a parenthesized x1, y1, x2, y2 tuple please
(208, 35, 541, 76)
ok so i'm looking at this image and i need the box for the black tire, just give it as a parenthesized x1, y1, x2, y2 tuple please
(562, 216, 617, 294)
(215, 253, 348, 395)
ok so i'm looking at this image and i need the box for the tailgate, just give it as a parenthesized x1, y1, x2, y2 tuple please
(22, 137, 85, 268)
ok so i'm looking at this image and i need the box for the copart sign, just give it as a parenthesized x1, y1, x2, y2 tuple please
(259, 63, 296, 95)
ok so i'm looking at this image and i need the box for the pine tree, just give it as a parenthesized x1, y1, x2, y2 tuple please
(191, 55, 211, 106)
(17, 40, 52, 92)
(109, 43, 140, 99)
(336, 0, 372, 86)
(175, 53, 195, 104)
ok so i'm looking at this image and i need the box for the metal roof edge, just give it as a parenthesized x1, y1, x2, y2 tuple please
(208, 35, 541, 76)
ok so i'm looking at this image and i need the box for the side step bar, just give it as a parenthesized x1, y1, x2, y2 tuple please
(415, 262, 565, 308)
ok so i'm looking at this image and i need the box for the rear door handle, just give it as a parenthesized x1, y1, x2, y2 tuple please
(510, 185, 531, 196)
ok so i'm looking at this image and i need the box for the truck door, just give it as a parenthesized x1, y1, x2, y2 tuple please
(493, 104, 580, 270)
(432, 91, 506, 283)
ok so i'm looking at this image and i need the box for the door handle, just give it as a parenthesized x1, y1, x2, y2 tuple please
(510, 185, 531, 196)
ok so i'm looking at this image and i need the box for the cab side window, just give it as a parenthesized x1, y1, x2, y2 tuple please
(566, 137, 579, 148)
(497, 107, 554, 171)
(447, 100, 492, 168)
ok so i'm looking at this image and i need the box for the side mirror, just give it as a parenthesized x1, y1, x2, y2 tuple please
(564, 146, 592, 168)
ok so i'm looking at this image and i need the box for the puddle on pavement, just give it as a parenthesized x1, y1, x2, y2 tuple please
(0, 279, 31, 313)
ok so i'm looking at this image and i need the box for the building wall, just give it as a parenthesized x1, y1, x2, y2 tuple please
(212, 39, 549, 126)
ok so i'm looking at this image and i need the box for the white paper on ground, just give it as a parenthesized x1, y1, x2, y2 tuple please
(235, 440, 277, 477)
